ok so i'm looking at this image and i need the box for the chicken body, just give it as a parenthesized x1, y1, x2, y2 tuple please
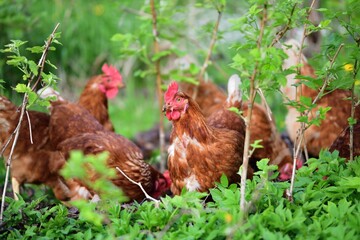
(329, 122, 360, 160)
(179, 80, 226, 118)
(78, 64, 124, 132)
(49, 100, 170, 202)
(181, 78, 297, 180)
(282, 40, 360, 157)
(0, 96, 73, 201)
(78, 75, 114, 131)
(40, 63, 124, 132)
(242, 103, 300, 180)
(164, 77, 247, 195)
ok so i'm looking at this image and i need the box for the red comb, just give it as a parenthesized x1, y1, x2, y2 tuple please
(164, 82, 178, 102)
(101, 63, 122, 83)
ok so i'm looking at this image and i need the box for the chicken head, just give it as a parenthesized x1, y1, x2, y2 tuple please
(151, 170, 172, 198)
(163, 82, 189, 121)
(99, 63, 124, 99)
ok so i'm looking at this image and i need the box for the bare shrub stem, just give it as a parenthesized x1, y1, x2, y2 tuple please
(287, 42, 344, 201)
(150, 0, 166, 172)
(240, 3, 267, 213)
(116, 167, 160, 206)
(0, 23, 60, 223)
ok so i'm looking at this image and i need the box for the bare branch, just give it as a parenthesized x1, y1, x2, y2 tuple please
(240, 3, 267, 213)
(25, 111, 33, 144)
(0, 23, 60, 223)
(115, 167, 160, 206)
(192, 9, 223, 99)
(350, 41, 360, 161)
(198, 10, 222, 80)
(270, 3, 297, 47)
(257, 88, 273, 121)
(287, 42, 344, 201)
(150, 0, 166, 173)
(285, 0, 317, 202)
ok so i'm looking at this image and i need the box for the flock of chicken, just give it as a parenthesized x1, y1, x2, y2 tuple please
(0, 40, 359, 204)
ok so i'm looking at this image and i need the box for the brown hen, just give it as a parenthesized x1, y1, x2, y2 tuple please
(78, 64, 124, 131)
(282, 39, 360, 157)
(181, 77, 298, 180)
(48, 100, 170, 202)
(329, 121, 360, 160)
(164, 76, 248, 195)
(0, 96, 75, 201)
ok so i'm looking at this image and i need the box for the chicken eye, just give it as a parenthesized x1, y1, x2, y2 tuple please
(176, 97, 181, 102)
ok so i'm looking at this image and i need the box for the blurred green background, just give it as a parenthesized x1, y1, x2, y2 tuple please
(1, 0, 359, 139)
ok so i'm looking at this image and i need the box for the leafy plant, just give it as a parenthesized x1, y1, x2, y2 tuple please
(1, 0, 360, 239)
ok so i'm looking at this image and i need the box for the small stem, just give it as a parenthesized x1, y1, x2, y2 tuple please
(350, 40, 359, 161)
(198, 10, 222, 80)
(25, 111, 33, 144)
(150, 0, 166, 172)
(115, 167, 160, 204)
(287, 0, 318, 202)
(287, 43, 344, 202)
(240, 3, 267, 213)
(193, 9, 222, 99)
(270, 3, 297, 47)
(0, 23, 60, 223)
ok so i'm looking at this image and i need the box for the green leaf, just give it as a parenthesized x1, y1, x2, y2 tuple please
(46, 60, 58, 69)
(28, 60, 38, 75)
(299, 96, 313, 107)
(6, 56, 27, 67)
(220, 174, 229, 187)
(327, 201, 339, 218)
(348, 117, 357, 125)
(27, 91, 38, 108)
(26, 46, 44, 53)
(0, 79, 5, 89)
(14, 83, 30, 93)
(256, 158, 270, 171)
(251, 139, 264, 149)
(228, 107, 242, 115)
(151, 50, 172, 61)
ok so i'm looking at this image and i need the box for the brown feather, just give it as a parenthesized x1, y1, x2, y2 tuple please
(78, 75, 115, 131)
(329, 121, 360, 159)
(167, 92, 246, 195)
(49, 101, 169, 202)
(0, 96, 74, 201)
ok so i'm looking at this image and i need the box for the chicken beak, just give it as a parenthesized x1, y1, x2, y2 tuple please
(118, 81, 125, 89)
(162, 104, 167, 113)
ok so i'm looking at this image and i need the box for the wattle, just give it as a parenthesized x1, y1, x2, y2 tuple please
(166, 110, 180, 121)
(105, 88, 119, 99)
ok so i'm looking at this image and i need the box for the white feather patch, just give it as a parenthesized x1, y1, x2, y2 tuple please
(37, 87, 64, 101)
(184, 174, 200, 192)
(281, 39, 308, 100)
(226, 74, 242, 105)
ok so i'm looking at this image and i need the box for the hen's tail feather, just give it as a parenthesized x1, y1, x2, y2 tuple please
(37, 87, 65, 102)
(226, 74, 242, 106)
(282, 39, 308, 70)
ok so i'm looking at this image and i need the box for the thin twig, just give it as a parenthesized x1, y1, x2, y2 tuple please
(350, 41, 359, 161)
(240, 3, 267, 213)
(0, 23, 60, 223)
(257, 88, 273, 121)
(286, 0, 316, 202)
(198, 10, 222, 80)
(25, 110, 33, 144)
(193, 8, 223, 99)
(270, 3, 297, 47)
(115, 167, 160, 205)
(287, 42, 344, 201)
(150, 0, 166, 173)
